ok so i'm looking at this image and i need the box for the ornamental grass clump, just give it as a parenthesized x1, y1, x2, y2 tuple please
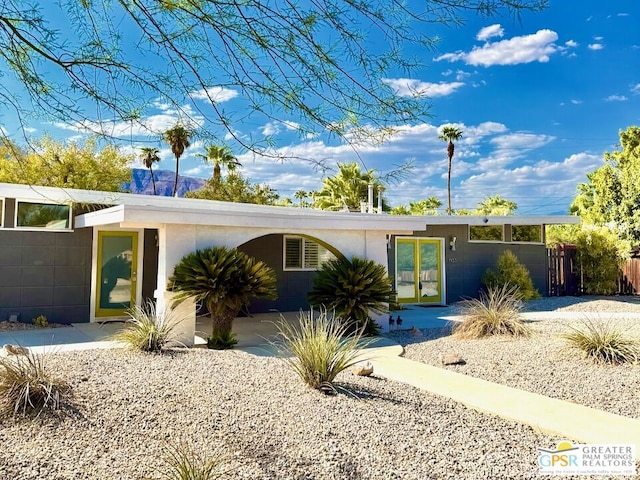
(111, 301, 184, 352)
(454, 284, 531, 339)
(160, 442, 231, 480)
(273, 308, 375, 394)
(0, 351, 68, 418)
(562, 317, 640, 365)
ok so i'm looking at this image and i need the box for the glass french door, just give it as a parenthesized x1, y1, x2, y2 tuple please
(96, 231, 138, 317)
(395, 238, 443, 304)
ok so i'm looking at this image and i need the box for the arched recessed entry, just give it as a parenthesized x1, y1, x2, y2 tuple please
(237, 233, 345, 314)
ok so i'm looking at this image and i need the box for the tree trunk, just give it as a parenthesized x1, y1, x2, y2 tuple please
(447, 154, 452, 215)
(211, 310, 235, 337)
(149, 166, 157, 195)
(173, 155, 180, 197)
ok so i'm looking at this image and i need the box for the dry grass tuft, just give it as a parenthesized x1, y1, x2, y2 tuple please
(160, 442, 231, 480)
(562, 316, 640, 365)
(454, 284, 531, 339)
(111, 301, 184, 352)
(0, 350, 68, 418)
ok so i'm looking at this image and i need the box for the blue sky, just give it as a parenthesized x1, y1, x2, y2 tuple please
(3, 1, 640, 215)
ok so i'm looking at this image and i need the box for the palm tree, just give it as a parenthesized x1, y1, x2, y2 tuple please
(139, 147, 160, 195)
(315, 162, 384, 211)
(294, 189, 308, 207)
(476, 195, 517, 216)
(438, 126, 463, 215)
(199, 145, 240, 181)
(168, 246, 277, 349)
(163, 125, 192, 197)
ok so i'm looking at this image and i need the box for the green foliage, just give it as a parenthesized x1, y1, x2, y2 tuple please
(562, 317, 640, 365)
(308, 256, 394, 334)
(0, 351, 68, 418)
(272, 308, 374, 394)
(32, 315, 48, 328)
(482, 250, 540, 300)
(163, 125, 192, 197)
(111, 301, 184, 352)
(198, 145, 240, 181)
(206, 331, 238, 350)
(454, 285, 530, 339)
(186, 172, 279, 205)
(168, 247, 277, 346)
(547, 225, 630, 295)
(0, 137, 132, 191)
(570, 126, 640, 242)
(390, 197, 442, 216)
(160, 442, 230, 480)
(475, 195, 517, 215)
(312, 162, 387, 212)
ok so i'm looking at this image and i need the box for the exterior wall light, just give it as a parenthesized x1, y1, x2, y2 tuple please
(449, 236, 457, 251)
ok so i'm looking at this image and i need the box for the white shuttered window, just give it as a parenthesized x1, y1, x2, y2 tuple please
(283, 236, 336, 270)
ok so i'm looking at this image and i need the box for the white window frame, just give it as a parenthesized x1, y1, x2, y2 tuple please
(14, 199, 73, 231)
(468, 224, 504, 243)
(511, 224, 544, 244)
(283, 235, 335, 271)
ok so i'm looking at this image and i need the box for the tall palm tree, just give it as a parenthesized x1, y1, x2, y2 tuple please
(294, 189, 308, 207)
(139, 147, 160, 195)
(314, 162, 384, 211)
(438, 125, 463, 215)
(200, 145, 241, 181)
(163, 125, 192, 197)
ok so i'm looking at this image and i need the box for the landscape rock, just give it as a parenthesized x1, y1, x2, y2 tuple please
(441, 353, 465, 366)
(352, 361, 374, 376)
(2, 344, 30, 356)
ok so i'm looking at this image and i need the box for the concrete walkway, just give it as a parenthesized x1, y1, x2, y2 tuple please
(2, 310, 640, 452)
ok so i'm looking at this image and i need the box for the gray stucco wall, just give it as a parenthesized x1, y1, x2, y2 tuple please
(0, 223, 92, 325)
(238, 234, 319, 314)
(390, 224, 547, 303)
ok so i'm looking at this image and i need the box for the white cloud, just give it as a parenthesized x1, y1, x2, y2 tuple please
(571, 99, 583, 105)
(618, 13, 629, 17)
(189, 87, 239, 103)
(594, 36, 604, 41)
(565, 40, 578, 48)
(605, 95, 628, 102)
(477, 24, 504, 41)
(382, 78, 464, 97)
(588, 43, 604, 50)
(435, 29, 559, 66)
(631, 83, 640, 94)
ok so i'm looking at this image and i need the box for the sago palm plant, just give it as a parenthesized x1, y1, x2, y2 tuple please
(168, 246, 277, 349)
(308, 256, 394, 335)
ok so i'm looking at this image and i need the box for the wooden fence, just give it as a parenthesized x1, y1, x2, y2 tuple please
(548, 246, 640, 296)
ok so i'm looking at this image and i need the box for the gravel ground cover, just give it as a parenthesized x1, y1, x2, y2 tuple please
(0, 348, 569, 480)
(394, 296, 640, 419)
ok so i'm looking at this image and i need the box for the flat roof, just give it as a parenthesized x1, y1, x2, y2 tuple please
(1, 182, 580, 229)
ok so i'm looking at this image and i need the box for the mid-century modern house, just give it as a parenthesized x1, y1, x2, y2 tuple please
(0, 182, 579, 343)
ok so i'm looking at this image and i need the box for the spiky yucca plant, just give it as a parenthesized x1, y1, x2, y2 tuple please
(308, 256, 394, 334)
(454, 284, 531, 339)
(273, 308, 374, 394)
(160, 442, 231, 480)
(562, 317, 640, 365)
(111, 301, 184, 352)
(0, 351, 68, 418)
(168, 246, 277, 349)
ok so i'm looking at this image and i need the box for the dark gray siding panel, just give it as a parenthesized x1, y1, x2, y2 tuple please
(390, 225, 548, 304)
(238, 233, 317, 314)
(0, 215, 92, 324)
(141, 229, 159, 303)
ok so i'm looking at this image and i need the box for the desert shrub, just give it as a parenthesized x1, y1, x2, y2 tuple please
(168, 246, 277, 350)
(32, 315, 48, 328)
(482, 250, 539, 300)
(308, 256, 394, 335)
(0, 351, 68, 418)
(160, 442, 230, 480)
(206, 331, 237, 350)
(273, 308, 374, 394)
(562, 317, 640, 364)
(111, 301, 184, 352)
(454, 284, 531, 339)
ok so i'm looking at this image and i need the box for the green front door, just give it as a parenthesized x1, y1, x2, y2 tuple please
(395, 238, 443, 304)
(96, 231, 138, 317)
